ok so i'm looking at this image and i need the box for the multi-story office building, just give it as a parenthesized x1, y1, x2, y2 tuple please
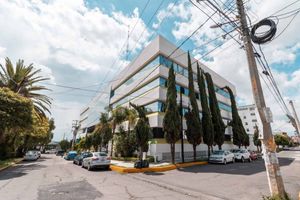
(78, 88, 111, 138)
(107, 35, 236, 161)
(238, 104, 262, 150)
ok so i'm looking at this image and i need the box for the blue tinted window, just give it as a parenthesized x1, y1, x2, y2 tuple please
(113, 56, 160, 96)
(218, 101, 232, 112)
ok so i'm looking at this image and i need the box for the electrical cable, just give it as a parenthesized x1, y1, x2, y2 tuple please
(250, 18, 277, 44)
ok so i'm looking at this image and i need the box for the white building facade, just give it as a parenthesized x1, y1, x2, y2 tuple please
(237, 104, 262, 151)
(79, 35, 244, 161)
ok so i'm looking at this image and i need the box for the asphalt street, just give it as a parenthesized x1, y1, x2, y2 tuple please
(0, 150, 299, 200)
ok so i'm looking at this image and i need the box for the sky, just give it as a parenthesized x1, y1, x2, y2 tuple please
(0, 0, 299, 141)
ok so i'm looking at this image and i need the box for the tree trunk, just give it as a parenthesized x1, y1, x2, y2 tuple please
(207, 145, 210, 158)
(139, 147, 143, 161)
(193, 145, 196, 161)
(218, 144, 222, 150)
(110, 127, 115, 157)
(171, 143, 175, 164)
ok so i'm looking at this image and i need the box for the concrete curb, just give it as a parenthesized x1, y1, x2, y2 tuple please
(0, 158, 23, 172)
(110, 161, 208, 173)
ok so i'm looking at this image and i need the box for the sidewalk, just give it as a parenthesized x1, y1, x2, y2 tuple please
(0, 158, 23, 171)
(110, 160, 208, 173)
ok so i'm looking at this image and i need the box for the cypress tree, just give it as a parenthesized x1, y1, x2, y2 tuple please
(186, 52, 202, 160)
(225, 86, 248, 149)
(206, 72, 225, 150)
(163, 64, 181, 164)
(197, 64, 214, 157)
(130, 102, 152, 161)
(185, 107, 201, 161)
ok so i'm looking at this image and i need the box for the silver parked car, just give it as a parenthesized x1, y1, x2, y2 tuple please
(24, 150, 39, 161)
(209, 150, 235, 165)
(82, 152, 111, 171)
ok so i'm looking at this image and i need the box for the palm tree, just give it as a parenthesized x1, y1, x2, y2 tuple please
(109, 106, 127, 156)
(0, 57, 51, 117)
(125, 107, 137, 134)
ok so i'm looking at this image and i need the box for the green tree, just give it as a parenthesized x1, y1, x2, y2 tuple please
(253, 124, 261, 151)
(274, 134, 290, 146)
(130, 102, 152, 161)
(85, 134, 93, 150)
(109, 106, 127, 156)
(0, 87, 33, 144)
(99, 113, 112, 152)
(163, 65, 181, 164)
(206, 73, 225, 150)
(184, 108, 201, 161)
(186, 54, 202, 160)
(197, 64, 214, 157)
(115, 126, 137, 157)
(0, 57, 51, 117)
(91, 131, 102, 151)
(125, 107, 137, 134)
(224, 86, 248, 149)
(59, 139, 70, 152)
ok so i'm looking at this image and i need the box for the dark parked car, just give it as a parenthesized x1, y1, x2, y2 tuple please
(73, 152, 93, 165)
(56, 150, 65, 156)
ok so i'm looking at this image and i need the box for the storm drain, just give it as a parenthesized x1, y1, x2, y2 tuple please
(38, 180, 102, 200)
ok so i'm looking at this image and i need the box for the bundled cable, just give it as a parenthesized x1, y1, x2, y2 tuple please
(250, 18, 277, 44)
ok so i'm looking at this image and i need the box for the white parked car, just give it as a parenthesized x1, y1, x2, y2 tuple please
(24, 151, 39, 161)
(231, 149, 251, 162)
(32, 150, 41, 158)
(82, 152, 111, 171)
(209, 150, 235, 165)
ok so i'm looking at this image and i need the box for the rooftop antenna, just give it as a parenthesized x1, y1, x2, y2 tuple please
(126, 24, 130, 60)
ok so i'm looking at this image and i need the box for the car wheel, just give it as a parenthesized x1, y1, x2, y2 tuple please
(87, 163, 92, 171)
(105, 165, 110, 170)
(223, 159, 227, 165)
(73, 160, 76, 164)
(241, 157, 245, 163)
(81, 163, 85, 168)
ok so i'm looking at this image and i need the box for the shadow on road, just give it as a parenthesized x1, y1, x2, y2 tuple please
(0, 162, 47, 180)
(176, 157, 294, 175)
(143, 172, 165, 176)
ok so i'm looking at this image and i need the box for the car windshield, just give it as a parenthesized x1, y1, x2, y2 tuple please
(212, 151, 224, 155)
(27, 151, 35, 155)
(231, 149, 240, 153)
(93, 152, 107, 157)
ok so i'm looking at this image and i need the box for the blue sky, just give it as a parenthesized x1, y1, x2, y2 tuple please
(0, 0, 299, 140)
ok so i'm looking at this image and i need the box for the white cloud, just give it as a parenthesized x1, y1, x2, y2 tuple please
(161, 0, 300, 135)
(0, 0, 152, 140)
(0, 0, 151, 72)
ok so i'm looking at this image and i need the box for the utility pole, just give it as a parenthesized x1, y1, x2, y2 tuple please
(235, 0, 285, 196)
(289, 100, 300, 136)
(71, 120, 80, 150)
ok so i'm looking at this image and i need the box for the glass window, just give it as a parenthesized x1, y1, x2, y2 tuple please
(112, 78, 161, 108)
(113, 56, 160, 97)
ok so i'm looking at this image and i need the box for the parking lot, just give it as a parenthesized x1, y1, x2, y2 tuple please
(0, 150, 299, 200)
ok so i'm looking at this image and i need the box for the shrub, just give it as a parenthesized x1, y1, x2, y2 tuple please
(262, 193, 291, 200)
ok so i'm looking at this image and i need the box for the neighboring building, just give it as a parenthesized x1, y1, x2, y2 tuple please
(80, 35, 238, 161)
(78, 88, 111, 138)
(238, 104, 262, 150)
